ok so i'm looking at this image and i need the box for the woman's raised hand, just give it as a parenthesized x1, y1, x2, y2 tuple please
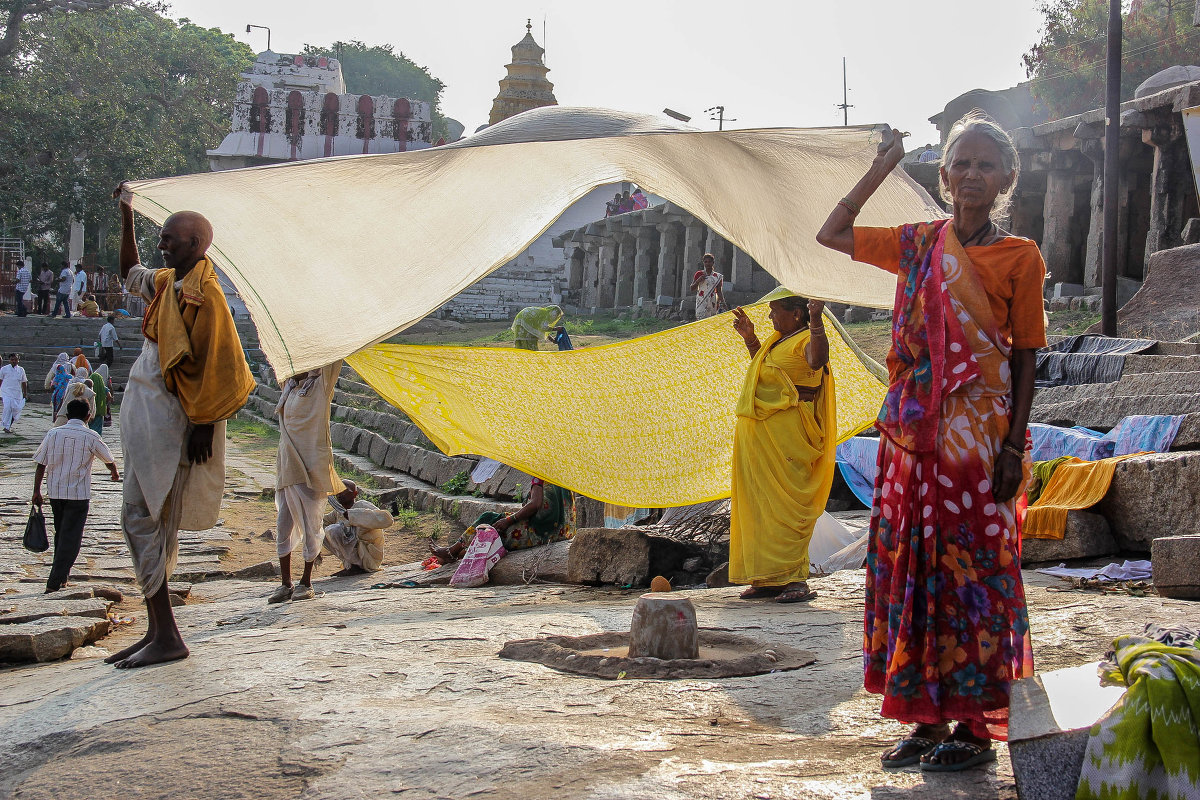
(877, 127, 907, 171)
(808, 299, 825, 324)
(732, 307, 755, 340)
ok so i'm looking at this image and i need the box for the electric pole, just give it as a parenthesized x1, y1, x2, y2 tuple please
(837, 57, 854, 126)
(1101, 0, 1122, 336)
(705, 106, 735, 131)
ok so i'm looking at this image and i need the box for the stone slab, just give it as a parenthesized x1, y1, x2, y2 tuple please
(566, 528, 651, 587)
(1151, 535, 1200, 599)
(0, 597, 110, 625)
(1095, 452, 1200, 549)
(0, 615, 111, 663)
(1022, 512, 1117, 563)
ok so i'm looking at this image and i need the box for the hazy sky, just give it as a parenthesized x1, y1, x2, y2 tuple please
(167, 0, 1047, 144)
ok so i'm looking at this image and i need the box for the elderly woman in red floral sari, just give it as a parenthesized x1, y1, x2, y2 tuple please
(817, 112, 1046, 771)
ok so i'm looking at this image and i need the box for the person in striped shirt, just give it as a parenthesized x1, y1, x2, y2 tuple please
(32, 399, 120, 593)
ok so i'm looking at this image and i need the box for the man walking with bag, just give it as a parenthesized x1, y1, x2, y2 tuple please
(32, 399, 120, 593)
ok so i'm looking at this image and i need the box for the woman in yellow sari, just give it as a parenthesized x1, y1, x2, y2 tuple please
(729, 295, 836, 604)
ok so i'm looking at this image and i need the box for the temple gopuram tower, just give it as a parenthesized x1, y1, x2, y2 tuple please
(488, 20, 557, 125)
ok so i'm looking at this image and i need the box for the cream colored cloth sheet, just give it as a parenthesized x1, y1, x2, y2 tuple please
(124, 106, 941, 380)
(348, 301, 886, 507)
(275, 360, 342, 493)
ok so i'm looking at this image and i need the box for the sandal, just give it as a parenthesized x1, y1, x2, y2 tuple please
(881, 736, 941, 768)
(919, 739, 997, 772)
(776, 583, 817, 604)
(740, 586, 782, 599)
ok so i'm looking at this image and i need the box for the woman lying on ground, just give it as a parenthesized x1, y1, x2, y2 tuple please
(728, 295, 836, 604)
(815, 112, 1046, 771)
(431, 477, 574, 566)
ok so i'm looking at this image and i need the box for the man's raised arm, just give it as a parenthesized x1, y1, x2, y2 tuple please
(114, 186, 139, 280)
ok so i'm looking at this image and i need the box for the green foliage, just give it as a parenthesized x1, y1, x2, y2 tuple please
(394, 503, 419, 529)
(0, 6, 253, 260)
(301, 40, 449, 139)
(225, 416, 280, 442)
(1023, 0, 1199, 118)
(440, 470, 470, 496)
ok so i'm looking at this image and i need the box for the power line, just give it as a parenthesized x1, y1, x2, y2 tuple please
(1025, 25, 1200, 86)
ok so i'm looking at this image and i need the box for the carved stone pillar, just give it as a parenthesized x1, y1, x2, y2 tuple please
(597, 239, 617, 308)
(615, 233, 636, 307)
(654, 223, 681, 304)
(581, 241, 600, 309)
(731, 247, 753, 292)
(681, 223, 706, 299)
(1041, 169, 1076, 285)
(1143, 126, 1189, 268)
(633, 227, 656, 304)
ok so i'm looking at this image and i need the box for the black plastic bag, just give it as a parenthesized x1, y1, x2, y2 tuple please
(23, 504, 48, 553)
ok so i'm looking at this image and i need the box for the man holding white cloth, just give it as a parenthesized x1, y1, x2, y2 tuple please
(108, 189, 254, 668)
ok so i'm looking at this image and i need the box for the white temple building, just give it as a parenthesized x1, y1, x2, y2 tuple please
(207, 51, 434, 172)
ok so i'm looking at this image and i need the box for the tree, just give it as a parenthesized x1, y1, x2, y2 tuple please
(1023, 0, 1200, 118)
(301, 40, 450, 139)
(0, 0, 143, 68)
(0, 6, 252, 260)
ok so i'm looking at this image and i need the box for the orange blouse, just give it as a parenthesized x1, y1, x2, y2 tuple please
(853, 226, 1048, 351)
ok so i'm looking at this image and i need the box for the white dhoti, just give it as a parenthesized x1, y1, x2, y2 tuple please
(276, 483, 326, 562)
(121, 337, 227, 598)
(1, 395, 24, 429)
(322, 501, 391, 572)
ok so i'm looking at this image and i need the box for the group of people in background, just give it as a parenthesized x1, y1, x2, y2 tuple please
(604, 187, 648, 217)
(10, 260, 119, 318)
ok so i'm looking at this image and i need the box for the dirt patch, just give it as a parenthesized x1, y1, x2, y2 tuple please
(6, 715, 334, 800)
(499, 629, 817, 679)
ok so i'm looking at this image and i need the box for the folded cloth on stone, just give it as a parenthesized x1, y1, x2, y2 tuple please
(1027, 456, 1072, 505)
(1076, 623, 1200, 800)
(348, 298, 887, 507)
(1034, 334, 1154, 388)
(1107, 414, 1184, 456)
(123, 107, 942, 379)
(1030, 423, 1114, 462)
(1024, 454, 1143, 540)
(1036, 560, 1152, 582)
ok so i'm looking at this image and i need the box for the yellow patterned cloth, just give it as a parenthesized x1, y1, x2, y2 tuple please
(348, 302, 887, 507)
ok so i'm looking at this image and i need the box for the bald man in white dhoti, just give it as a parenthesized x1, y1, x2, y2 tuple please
(269, 360, 344, 603)
(322, 480, 393, 576)
(107, 190, 255, 669)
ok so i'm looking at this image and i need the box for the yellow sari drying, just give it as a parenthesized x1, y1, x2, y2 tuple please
(729, 328, 836, 586)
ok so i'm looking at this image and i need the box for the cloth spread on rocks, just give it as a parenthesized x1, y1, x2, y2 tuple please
(1035, 334, 1154, 388)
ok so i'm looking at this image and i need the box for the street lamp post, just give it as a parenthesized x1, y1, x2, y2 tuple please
(246, 24, 271, 52)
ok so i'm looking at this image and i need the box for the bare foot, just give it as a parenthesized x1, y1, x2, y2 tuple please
(105, 633, 152, 664)
(331, 565, 368, 577)
(429, 544, 457, 565)
(114, 639, 189, 669)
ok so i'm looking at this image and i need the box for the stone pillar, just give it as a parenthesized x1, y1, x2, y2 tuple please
(1143, 130, 1189, 267)
(1041, 169, 1076, 285)
(615, 234, 636, 307)
(633, 227, 656, 305)
(1083, 156, 1104, 288)
(681, 223, 706, 299)
(654, 223, 680, 304)
(731, 247, 753, 292)
(597, 240, 617, 308)
(704, 229, 730, 276)
(581, 242, 600, 310)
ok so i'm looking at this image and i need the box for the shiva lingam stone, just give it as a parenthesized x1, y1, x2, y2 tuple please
(627, 593, 699, 660)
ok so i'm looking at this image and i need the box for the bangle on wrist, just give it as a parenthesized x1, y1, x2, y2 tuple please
(1002, 441, 1024, 458)
(838, 196, 862, 215)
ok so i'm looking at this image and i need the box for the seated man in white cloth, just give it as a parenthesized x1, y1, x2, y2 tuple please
(322, 480, 392, 576)
(107, 189, 255, 669)
(269, 360, 344, 603)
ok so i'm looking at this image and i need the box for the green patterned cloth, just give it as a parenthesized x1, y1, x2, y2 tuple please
(1076, 625, 1200, 800)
